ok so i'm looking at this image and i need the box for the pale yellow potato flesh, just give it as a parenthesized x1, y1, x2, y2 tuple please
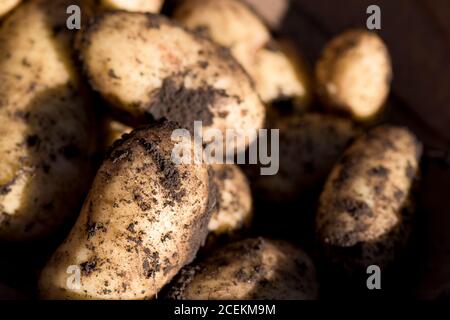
(39, 122, 216, 300)
(0, 0, 95, 240)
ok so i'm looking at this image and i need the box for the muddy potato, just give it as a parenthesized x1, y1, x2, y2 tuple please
(316, 126, 422, 270)
(247, 112, 359, 203)
(0, 0, 95, 241)
(166, 237, 318, 300)
(79, 12, 265, 152)
(316, 29, 392, 120)
(174, 0, 310, 108)
(39, 122, 216, 300)
(0, 0, 21, 18)
(100, 0, 164, 13)
(208, 164, 252, 237)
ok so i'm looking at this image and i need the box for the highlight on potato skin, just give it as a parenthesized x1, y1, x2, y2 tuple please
(173, 0, 311, 111)
(39, 122, 216, 300)
(166, 237, 319, 300)
(78, 11, 265, 152)
(315, 29, 392, 120)
(99, 0, 164, 13)
(316, 125, 422, 271)
(0, 0, 96, 241)
(0, 0, 21, 18)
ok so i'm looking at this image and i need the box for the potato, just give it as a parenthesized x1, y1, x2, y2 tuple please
(0, 0, 21, 18)
(79, 12, 265, 152)
(0, 0, 95, 241)
(208, 164, 252, 237)
(99, 0, 164, 13)
(102, 117, 132, 149)
(174, 0, 310, 109)
(251, 40, 311, 112)
(316, 126, 422, 270)
(174, 0, 270, 68)
(247, 112, 360, 203)
(315, 29, 392, 120)
(166, 237, 318, 300)
(39, 121, 216, 300)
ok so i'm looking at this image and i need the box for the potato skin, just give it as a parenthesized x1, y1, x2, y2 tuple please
(316, 126, 422, 270)
(39, 122, 216, 300)
(100, 0, 164, 13)
(0, 0, 21, 18)
(0, 0, 95, 240)
(247, 112, 359, 203)
(79, 12, 265, 151)
(208, 164, 252, 237)
(316, 29, 392, 120)
(166, 238, 318, 300)
(174, 0, 310, 108)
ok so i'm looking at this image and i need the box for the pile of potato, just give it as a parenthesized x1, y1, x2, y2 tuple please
(0, 0, 422, 300)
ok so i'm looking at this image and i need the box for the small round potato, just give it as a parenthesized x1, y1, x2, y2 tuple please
(0, 0, 21, 18)
(208, 164, 252, 237)
(39, 122, 216, 300)
(174, 0, 310, 109)
(100, 0, 164, 13)
(315, 29, 392, 120)
(79, 12, 265, 152)
(0, 0, 95, 240)
(316, 126, 422, 270)
(166, 237, 318, 300)
(247, 112, 360, 203)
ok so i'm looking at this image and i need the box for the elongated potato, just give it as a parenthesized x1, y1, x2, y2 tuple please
(79, 12, 265, 152)
(316, 29, 392, 120)
(166, 237, 319, 300)
(0, 0, 95, 241)
(174, 0, 310, 109)
(208, 164, 252, 237)
(247, 112, 360, 203)
(100, 0, 164, 13)
(316, 126, 422, 270)
(0, 0, 21, 18)
(39, 122, 216, 300)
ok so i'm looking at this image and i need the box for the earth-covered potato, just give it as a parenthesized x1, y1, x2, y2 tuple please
(246, 112, 360, 203)
(39, 122, 216, 299)
(166, 237, 319, 300)
(315, 29, 392, 120)
(208, 164, 252, 237)
(316, 126, 422, 270)
(0, 0, 21, 18)
(174, 0, 311, 109)
(79, 11, 265, 153)
(0, 0, 96, 241)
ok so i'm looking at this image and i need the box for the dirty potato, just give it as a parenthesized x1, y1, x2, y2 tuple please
(166, 237, 318, 300)
(316, 29, 392, 120)
(79, 12, 265, 152)
(39, 122, 216, 300)
(0, 0, 95, 241)
(247, 112, 360, 203)
(316, 126, 422, 270)
(208, 164, 252, 237)
(174, 0, 310, 109)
